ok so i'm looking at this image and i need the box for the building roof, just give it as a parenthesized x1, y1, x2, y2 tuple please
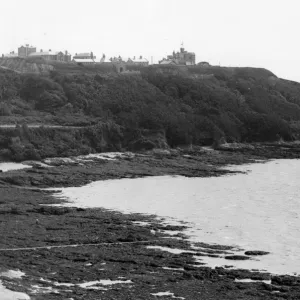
(29, 51, 60, 56)
(19, 45, 36, 49)
(3, 53, 18, 58)
(73, 58, 95, 63)
(130, 57, 149, 63)
(159, 59, 176, 65)
(74, 53, 91, 57)
(109, 57, 128, 63)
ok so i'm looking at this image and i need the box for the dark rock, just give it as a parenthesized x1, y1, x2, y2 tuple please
(245, 250, 270, 256)
(194, 274, 204, 280)
(156, 225, 187, 231)
(194, 252, 205, 257)
(271, 276, 299, 286)
(165, 264, 182, 269)
(244, 291, 262, 297)
(207, 254, 220, 258)
(261, 282, 273, 291)
(148, 262, 161, 268)
(193, 242, 234, 251)
(192, 262, 205, 266)
(118, 234, 138, 242)
(183, 265, 198, 271)
(73, 258, 89, 262)
(215, 267, 226, 275)
(179, 252, 194, 257)
(249, 274, 271, 281)
(278, 286, 290, 293)
(182, 271, 193, 280)
(236, 283, 248, 290)
(35, 206, 72, 215)
(76, 208, 86, 212)
(225, 255, 251, 260)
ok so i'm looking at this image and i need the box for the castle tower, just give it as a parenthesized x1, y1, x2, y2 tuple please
(180, 42, 185, 53)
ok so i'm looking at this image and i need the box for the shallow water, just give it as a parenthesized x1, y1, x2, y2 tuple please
(0, 270, 25, 279)
(53, 159, 300, 275)
(0, 270, 30, 300)
(151, 291, 185, 299)
(0, 162, 31, 172)
(0, 283, 30, 300)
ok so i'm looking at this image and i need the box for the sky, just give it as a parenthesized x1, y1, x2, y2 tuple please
(1, 0, 300, 81)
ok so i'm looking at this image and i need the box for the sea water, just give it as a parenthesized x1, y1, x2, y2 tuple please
(0, 162, 31, 172)
(53, 159, 300, 275)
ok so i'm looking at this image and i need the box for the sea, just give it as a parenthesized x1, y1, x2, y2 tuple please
(10, 159, 300, 276)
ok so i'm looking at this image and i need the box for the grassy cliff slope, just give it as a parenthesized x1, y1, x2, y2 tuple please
(1, 61, 300, 161)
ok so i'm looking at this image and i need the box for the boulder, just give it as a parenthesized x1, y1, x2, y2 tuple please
(271, 275, 299, 286)
(244, 250, 270, 256)
(225, 255, 251, 260)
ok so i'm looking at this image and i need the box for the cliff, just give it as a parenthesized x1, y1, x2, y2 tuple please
(1, 63, 300, 161)
(0, 57, 54, 74)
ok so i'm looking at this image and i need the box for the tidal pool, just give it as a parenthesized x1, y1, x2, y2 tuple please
(0, 270, 30, 300)
(53, 159, 300, 275)
(0, 162, 32, 172)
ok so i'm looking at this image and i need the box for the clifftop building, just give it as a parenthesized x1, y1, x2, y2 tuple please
(127, 56, 149, 66)
(73, 52, 96, 59)
(18, 45, 36, 57)
(29, 50, 71, 62)
(160, 46, 195, 66)
(2, 51, 18, 58)
(73, 52, 96, 64)
(109, 55, 148, 66)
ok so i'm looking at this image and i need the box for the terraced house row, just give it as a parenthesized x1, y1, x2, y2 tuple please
(2, 43, 198, 67)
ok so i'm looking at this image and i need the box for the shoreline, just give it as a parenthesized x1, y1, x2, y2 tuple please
(0, 146, 300, 299)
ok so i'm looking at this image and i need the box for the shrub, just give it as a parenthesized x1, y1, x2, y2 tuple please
(0, 102, 12, 116)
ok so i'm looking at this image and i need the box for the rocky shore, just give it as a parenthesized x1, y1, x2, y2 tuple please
(1, 144, 300, 299)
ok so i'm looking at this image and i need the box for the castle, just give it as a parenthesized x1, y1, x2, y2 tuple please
(159, 46, 196, 66)
(18, 45, 37, 57)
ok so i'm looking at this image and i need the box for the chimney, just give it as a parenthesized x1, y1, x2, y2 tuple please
(140, 55, 142, 59)
(49, 49, 51, 52)
(91, 52, 93, 59)
(133, 56, 136, 60)
(41, 49, 43, 52)
(65, 50, 68, 55)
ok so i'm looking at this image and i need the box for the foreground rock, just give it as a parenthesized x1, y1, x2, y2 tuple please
(245, 251, 270, 256)
(0, 149, 300, 299)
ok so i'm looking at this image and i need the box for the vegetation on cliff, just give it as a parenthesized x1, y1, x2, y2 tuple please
(1, 63, 300, 161)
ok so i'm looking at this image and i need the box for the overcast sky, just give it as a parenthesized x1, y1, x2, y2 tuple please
(1, 0, 299, 81)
